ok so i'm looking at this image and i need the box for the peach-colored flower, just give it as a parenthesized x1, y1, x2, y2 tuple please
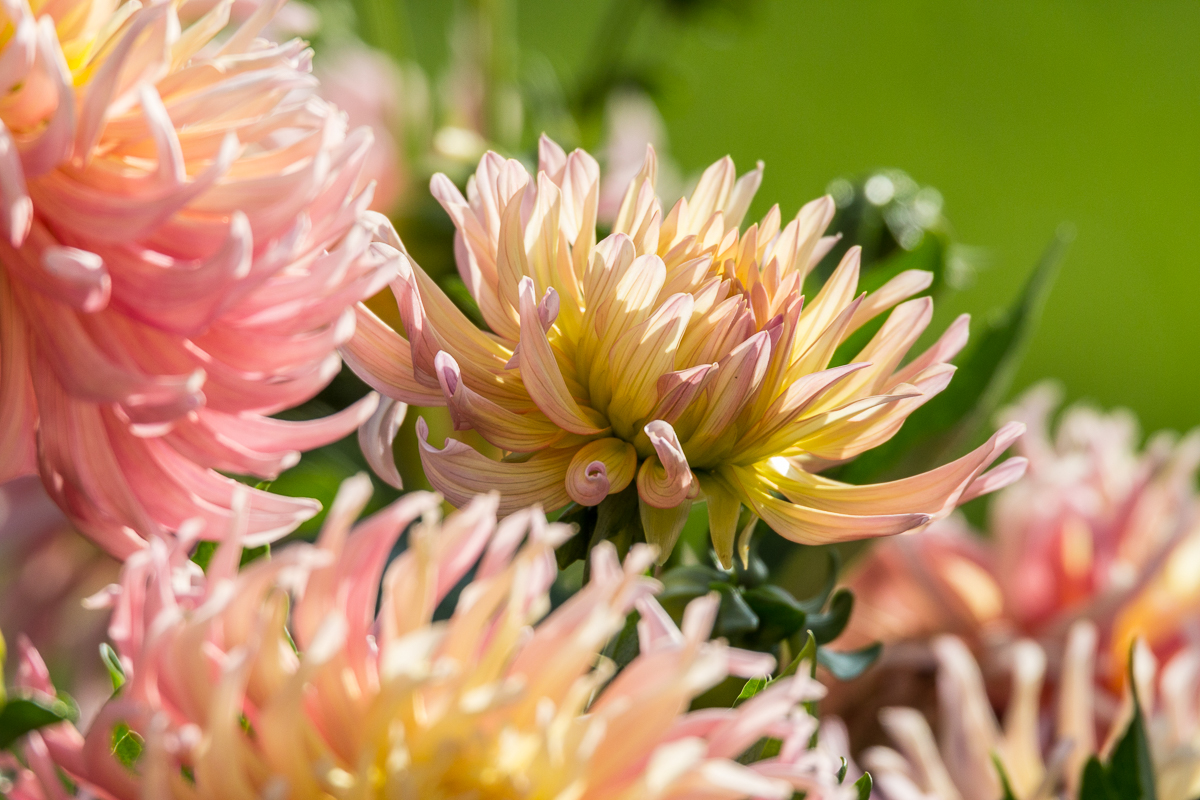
(840, 383, 1200, 683)
(345, 137, 1025, 565)
(11, 475, 854, 800)
(0, 0, 400, 557)
(859, 628, 1200, 800)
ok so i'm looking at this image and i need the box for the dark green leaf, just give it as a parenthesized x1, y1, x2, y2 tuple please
(0, 695, 76, 749)
(1107, 649, 1157, 800)
(190, 540, 218, 572)
(806, 588, 854, 645)
(554, 504, 593, 569)
(836, 757, 848, 783)
(992, 754, 1018, 800)
(780, 630, 818, 680)
(99, 644, 125, 693)
(585, 484, 642, 580)
(797, 549, 841, 615)
(736, 735, 781, 765)
(601, 611, 641, 675)
(657, 565, 725, 619)
(239, 543, 270, 568)
(735, 676, 768, 704)
(854, 772, 873, 800)
(742, 585, 807, 643)
(817, 642, 882, 681)
(110, 722, 143, 769)
(711, 583, 759, 639)
(1079, 756, 1118, 800)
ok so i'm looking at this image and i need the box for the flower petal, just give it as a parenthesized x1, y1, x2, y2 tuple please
(416, 417, 574, 513)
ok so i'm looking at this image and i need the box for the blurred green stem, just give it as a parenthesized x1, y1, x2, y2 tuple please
(573, 0, 649, 117)
(353, 0, 413, 63)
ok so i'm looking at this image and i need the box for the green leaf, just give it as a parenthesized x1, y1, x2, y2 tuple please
(190, 540, 218, 572)
(854, 772, 873, 800)
(99, 644, 125, 693)
(711, 583, 759, 639)
(1107, 651, 1157, 800)
(817, 642, 882, 681)
(806, 588, 854, 645)
(0, 695, 76, 749)
(1079, 756, 1118, 800)
(239, 543, 270, 569)
(797, 549, 841, 615)
(110, 722, 144, 769)
(992, 754, 1018, 800)
(601, 611, 641, 675)
(780, 630, 819, 680)
(735, 676, 769, 704)
(835, 224, 1071, 483)
(742, 585, 807, 643)
(836, 757, 848, 783)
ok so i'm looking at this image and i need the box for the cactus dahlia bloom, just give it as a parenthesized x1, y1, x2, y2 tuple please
(0, 0, 399, 557)
(857, 628, 1200, 800)
(838, 383, 1200, 682)
(9, 475, 856, 800)
(346, 136, 1026, 564)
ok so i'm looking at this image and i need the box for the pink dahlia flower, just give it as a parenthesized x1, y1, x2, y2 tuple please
(859, 628, 1200, 800)
(0, 0, 399, 557)
(344, 136, 1026, 565)
(840, 383, 1200, 681)
(10, 475, 855, 800)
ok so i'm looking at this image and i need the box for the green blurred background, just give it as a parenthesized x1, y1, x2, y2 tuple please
(397, 0, 1200, 436)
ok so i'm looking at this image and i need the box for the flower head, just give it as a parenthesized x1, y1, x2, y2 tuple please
(11, 475, 853, 800)
(0, 0, 399, 556)
(859, 627, 1200, 800)
(840, 383, 1200, 680)
(347, 137, 1025, 564)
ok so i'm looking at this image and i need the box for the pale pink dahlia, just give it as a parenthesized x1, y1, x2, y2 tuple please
(860, 629, 1200, 800)
(345, 137, 1026, 564)
(0, 0, 399, 556)
(839, 383, 1200, 682)
(10, 475, 854, 800)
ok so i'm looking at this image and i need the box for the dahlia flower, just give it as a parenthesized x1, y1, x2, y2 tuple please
(858, 626, 1200, 800)
(839, 383, 1200, 681)
(9, 474, 855, 800)
(346, 137, 1025, 564)
(0, 0, 399, 557)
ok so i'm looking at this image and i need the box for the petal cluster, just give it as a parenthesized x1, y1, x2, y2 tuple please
(347, 136, 1024, 564)
(858, 628, 1200, 800)
(12, 476, 853, 800)
(840, 383, 1200, 679)
(0, 0, 399, 556)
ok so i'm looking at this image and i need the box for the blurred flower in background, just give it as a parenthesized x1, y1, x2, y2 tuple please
(9, 476, 856, 800)
(857, 629, 1200, 800)
(0, 0, 400, 556)
(830, 382, 1200, 747)
(0, 478, 115, 724)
